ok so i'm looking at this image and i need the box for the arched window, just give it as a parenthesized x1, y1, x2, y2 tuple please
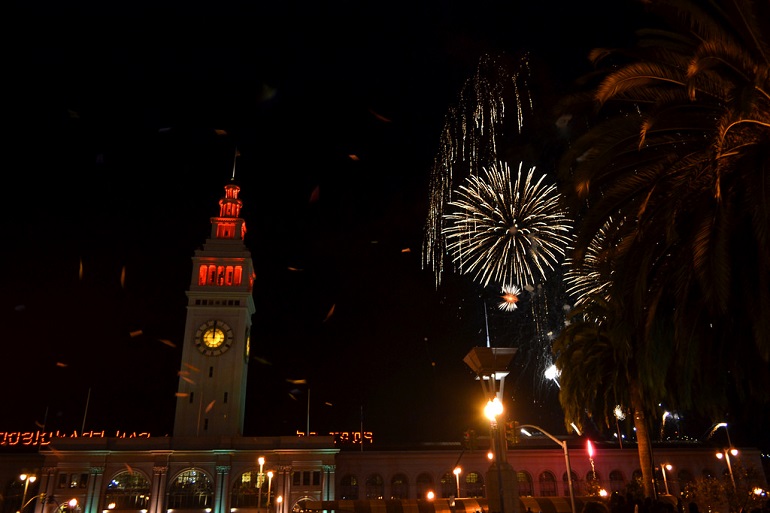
(365, 474, 384, 500)
(563, 471, 579, 497)
(440, 472, 455, 498)
(104, 470, 150, 510)
(586, 471, 601, 483)
(230, 470, 270, 508)
(168, 469, 213, 509)
(677, 469, 694, 488)
(340, 474, 358, 500)
(465, 472, 484, 498)
(609, 470, 625, 493)
(293, 497, 315, 513)
(539, 471, 557, 497)
(391, 473, 409, 499)
(517, 471, 533, 497)
(416, 473, 434, 500)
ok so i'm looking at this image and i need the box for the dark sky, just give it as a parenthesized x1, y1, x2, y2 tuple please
(8, 0, 756, 451)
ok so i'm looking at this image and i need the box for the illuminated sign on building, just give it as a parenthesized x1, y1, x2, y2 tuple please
(297, 431, 374, 445)
(2, 430, 373, 448)
(0, 431, 151, 447)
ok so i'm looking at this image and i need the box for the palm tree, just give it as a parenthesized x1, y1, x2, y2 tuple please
(553, 295, 658, 498)
(556, 0, 770, 434)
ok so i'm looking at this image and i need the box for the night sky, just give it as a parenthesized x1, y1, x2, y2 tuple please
(8, 1, 759, 451)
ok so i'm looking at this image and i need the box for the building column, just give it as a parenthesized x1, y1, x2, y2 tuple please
(322, 466, 335, 502)
(34, 467, 58, 513)
(215, 466, 231, 513)
(84, 467, 104, 513)
(277, 465, 291, 513)
(150, 466, 168, 513)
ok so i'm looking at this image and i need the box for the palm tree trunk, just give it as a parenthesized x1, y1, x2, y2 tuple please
(630, 381, 655, 498)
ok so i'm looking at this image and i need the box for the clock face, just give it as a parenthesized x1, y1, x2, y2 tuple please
(195, 320, 234, 356)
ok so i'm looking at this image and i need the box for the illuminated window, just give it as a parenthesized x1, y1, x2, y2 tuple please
(340, 474, 358, 500)
(539, 471, 557, 497)
(439, 472, 454, 498)
(168, 469, 213, 509)
(234, 266, 243, 285)
(465, 472, 484, 498)
(230, 470, 268, 508)
(198, 266, 207, 285)
(104, 470, 150, 509)
(517, 471, 533, 496)
(390, 473, 408, 499)
(208, 265, 217, 285)
(365, 474, 384, 500)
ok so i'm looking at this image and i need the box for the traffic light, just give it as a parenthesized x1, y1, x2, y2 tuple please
(505, 420, 520, 446)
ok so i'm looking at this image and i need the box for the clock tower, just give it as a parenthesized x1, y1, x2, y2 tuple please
(173, 179, 256, 437)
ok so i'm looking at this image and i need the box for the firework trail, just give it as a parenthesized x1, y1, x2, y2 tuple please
(423, 53, 534, 287)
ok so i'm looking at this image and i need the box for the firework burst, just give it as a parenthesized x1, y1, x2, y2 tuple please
(564, 217, 625, 308)
(442, 161, 573, 288)
(422, 53, 534, 287)
(498, 284, 521, 311)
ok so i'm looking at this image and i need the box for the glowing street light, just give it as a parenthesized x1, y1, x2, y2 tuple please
(716, 449, 738, 492)
(463, 346, 519, 513)
(453, 467, 462, 498)
(266, 471, 274, 507)
(18, 474, 37, 513)
(275, 496, 282, 513)
(426, 491, 435, 500)
(661, 464, 672, 495)
(257, 457, 265, 510)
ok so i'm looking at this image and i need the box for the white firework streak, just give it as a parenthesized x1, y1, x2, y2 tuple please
(442, 161, 573, 288)
(564, 217, 624, 308)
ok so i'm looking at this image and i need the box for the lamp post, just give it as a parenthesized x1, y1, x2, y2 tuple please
(257, 457, 265, 511)
(275, 496, 282, 513)
(716, 449, 738, 492)
(661, 464, 672, 495)
(519, 424, 577, 513)
(463, 346, 519, 513)
(453, 467, 462, 498)
(266, 471, 274, 507)
(19, 474, 37, 513)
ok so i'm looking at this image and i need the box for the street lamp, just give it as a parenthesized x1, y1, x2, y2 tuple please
(275, 496, 282, 513)
(660, 464, 672, 495)
(453, 467, 462, 498)
(519, 424, 577, 513)
(18, 474, 37, 513)
(257, 457, 265, 511)
(716, 449, 738, 492)
(266, 471, 274, 507)
(464, 346, 519, 513)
